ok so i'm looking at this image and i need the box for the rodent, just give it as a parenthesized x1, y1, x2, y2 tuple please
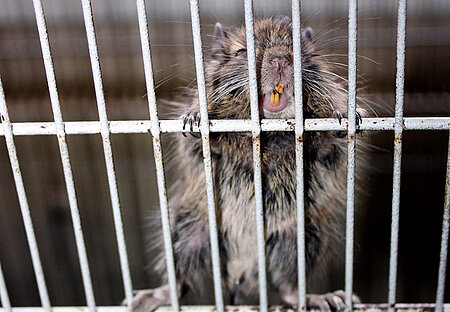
(129, 16, 367, 311)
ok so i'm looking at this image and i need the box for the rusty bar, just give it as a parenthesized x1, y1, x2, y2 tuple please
(388, 1, 407, 310)
(31, 0, 96, 310)
(346, 0, 358, 309)
(0, 118, 449, 137)
(243, 0, 268, 311)
(291, 0, 307, 310)
(135, 0, 179, 310)
(188, 1, 225, 311)
(79, 0, 133, 305)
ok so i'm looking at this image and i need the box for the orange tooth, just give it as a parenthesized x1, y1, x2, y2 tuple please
(276, 82, 283, 94)
(274, 93, 279, 106)
(270, 92, 275, 106)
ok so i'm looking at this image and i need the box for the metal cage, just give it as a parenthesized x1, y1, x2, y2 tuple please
(0, 0, 449, 311)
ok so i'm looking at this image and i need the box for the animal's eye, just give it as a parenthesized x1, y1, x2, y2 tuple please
(235, 48, 247, 56)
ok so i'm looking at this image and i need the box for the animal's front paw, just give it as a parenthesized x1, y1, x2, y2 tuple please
(181, 112, 201, 137)
(332, 110, 344, 124)
(333, 110, 363, 126)
(333, 110, 364, 137)
(307, 290, 360, 312)
(122, 286, 171, 312)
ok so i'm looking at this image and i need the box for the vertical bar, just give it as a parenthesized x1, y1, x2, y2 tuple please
(135, 0, 179, 310)
(243, 1, 268, 311)
(388, 1, 407, 311)
(188, 1, 225, 312)
(79, 0, 133, 306)
(31, 1, 96, 310)
(436, 133, 450, 312)
(0, 76, 51, 312)
(291, 1, 307, 311)
(345, 0, 358, 310)
(0, 262, 11, 312)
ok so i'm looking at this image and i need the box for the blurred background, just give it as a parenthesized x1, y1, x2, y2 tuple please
(0, 0, 449, 307)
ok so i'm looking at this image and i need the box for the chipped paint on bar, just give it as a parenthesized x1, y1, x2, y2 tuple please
(189, 0, 225, 311)
(79, 0, 133, 305)
(135, 0, 179, 310)
(0, 118, 448, 137)
(31, 0, 96, 310)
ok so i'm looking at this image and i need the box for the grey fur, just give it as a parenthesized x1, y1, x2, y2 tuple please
(130, 17, 368, 311)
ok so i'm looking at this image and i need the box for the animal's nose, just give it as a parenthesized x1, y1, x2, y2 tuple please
(268, 55, 291, 71)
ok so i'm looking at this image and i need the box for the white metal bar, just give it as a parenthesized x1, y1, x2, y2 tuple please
(0, 262, 11, 312)
(436, 132, 450, 312)
(135, 0, 179, 310)
(346, 0, 358, 309)
(291, 1, 307, 310)
(0, 77, 51, 312)
(354, 304, 450, 311)
(388, 1, 407, 311)
(2, 304, 450, 312)
(79, 0, 133, 306)
(243, 1, 268, 311)
(0, 309, 127, 312)
(31, 1, 96, 310)
(0, 118, 449, 137)
(188, 1, 225, 311)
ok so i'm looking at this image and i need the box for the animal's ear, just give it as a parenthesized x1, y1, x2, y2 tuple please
(211, 22, 228, 59)
(302, 27, 313, 42)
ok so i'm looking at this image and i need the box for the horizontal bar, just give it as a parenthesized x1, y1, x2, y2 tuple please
(0, 117, 448, 136)
(1, 305, 450, 312)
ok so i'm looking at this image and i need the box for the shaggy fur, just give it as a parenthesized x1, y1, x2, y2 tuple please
(130, 16, 368, 311)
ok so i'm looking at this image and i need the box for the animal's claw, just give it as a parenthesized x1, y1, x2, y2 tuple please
(356, 111, 362, 126)
(307, 290, 360, 312)
(333, 110, 343, 124)
(181, 112, 201, 138)
(355, 111, 364, 136)
(332, 110, 364, 136)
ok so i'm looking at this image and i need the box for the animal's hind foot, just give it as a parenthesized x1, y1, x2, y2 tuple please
(307, 290, 360, 312)
(181, 112, 201, 138)
(123, 284, 171, 312)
